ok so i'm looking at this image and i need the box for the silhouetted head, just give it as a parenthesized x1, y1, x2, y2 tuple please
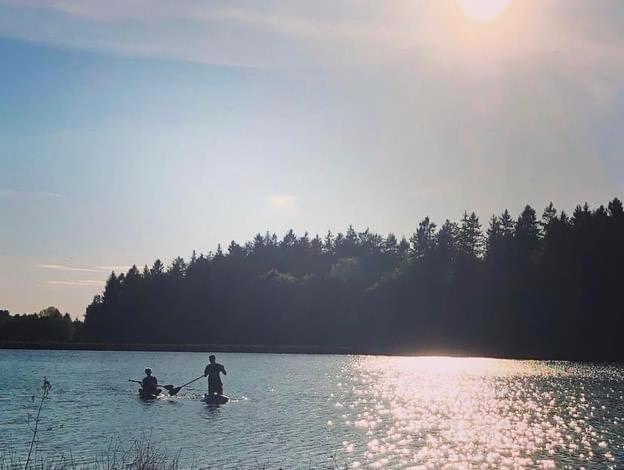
(209, 355, 216, 363)
(145, 367, 152, 376)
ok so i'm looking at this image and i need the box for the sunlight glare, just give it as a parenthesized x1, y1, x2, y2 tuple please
(456, 0, 511, 21)
(344, 357, 602, 467)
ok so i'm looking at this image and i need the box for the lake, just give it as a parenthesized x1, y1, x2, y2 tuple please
(1, 350, 623, 468)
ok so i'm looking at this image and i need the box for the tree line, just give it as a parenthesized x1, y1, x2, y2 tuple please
(0, 307, 81, 342)
(3, 198, 622, 359)
(76, 197, 624, 360)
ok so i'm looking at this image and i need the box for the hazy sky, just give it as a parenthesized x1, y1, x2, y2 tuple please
(1, 0, 623, 317)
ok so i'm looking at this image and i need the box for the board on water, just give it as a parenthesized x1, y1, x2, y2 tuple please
(202, 393, 229, 405)
(139, 388, 162, 400)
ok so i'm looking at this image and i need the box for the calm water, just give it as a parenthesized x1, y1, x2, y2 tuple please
(1, 351, 623, 469)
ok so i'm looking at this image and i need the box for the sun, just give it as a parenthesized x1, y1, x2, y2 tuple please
(456, 0, 511, 21)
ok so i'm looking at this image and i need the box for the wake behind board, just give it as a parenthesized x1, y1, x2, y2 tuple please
(202, 393, 229, 405)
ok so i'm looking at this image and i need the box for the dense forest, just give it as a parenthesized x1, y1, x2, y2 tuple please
(74, 198, 624, 360)
(0, 307, 81, 342)
(2, 199, 622, 359)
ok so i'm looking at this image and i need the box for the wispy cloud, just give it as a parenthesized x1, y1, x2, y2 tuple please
(1, 0, 623, 72)
(0, 0, 368, 39)
(0, 188, 62, 199)
(188, 6, 370, 42)
(266, 194, 298, 209)
(0, 0, 416, 67)
(39, 264, 130, 273)
(95, 265, 132, 273)
(39, 264, 100, 273)
(46, 280, 104, 287)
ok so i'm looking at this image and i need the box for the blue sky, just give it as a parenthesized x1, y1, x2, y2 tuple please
(1, 0, 623, 316)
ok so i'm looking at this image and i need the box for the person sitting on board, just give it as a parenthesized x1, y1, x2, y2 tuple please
(142, 367, 159, 395)
(204, 355, 227, 395)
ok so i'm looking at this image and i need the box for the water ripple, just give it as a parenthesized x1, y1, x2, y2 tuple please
(1, 351, 623, 468)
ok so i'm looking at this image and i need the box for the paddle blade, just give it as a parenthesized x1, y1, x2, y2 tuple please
(163, 385, 174, 391)
(168, 386, 182, 396)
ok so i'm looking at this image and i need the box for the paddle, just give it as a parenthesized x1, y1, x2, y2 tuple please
(167, 375, 205, 396)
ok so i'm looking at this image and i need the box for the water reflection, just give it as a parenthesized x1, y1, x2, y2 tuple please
(333, 357, 622, 468)
(202, 404, 223, 417)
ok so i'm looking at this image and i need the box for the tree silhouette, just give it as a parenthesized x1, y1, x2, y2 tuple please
(4, 198, 623, 360)
(0, 307, 76, 342)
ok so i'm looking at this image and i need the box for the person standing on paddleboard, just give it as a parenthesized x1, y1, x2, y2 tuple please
(204, 355, 227, 395)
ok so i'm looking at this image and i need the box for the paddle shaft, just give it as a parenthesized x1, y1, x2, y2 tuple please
(129, 375, 204, 396)
(178, 375, 205, 389)
(128, 379, 173, 388)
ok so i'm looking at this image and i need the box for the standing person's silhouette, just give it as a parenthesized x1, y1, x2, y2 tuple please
(204, 355, 227, 395)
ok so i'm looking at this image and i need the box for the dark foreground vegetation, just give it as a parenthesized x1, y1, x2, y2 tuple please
(1, 438, 346, 470)
(2, 198, 623, 360)
(1, 436, 180, 470)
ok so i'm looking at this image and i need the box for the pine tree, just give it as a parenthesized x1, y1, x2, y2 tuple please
(486, 215, 503, 259)
(608, 198, 623, 218)
(500, 209, 515, 238)
(150, 259, 164, 276)
(458, 212, 483, 258)
(540, 202, 558, 236)
(410, 217, 437, 260)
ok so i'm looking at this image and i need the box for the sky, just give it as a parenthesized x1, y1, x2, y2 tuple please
(1, 0, 623, 317)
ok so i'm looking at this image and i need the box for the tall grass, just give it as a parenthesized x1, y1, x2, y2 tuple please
(0, 435, 180, 470)
(2, 377, 180, 470)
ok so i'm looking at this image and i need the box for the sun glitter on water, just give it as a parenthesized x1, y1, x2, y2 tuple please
(456, 0, 511, 21)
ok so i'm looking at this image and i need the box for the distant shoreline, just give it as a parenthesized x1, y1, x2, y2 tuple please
(0, 341, 493, 357)
(0, 341, 617, 362)
(0, 341, 360, 355)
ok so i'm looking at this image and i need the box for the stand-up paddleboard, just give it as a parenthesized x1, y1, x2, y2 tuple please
(202, 393, 229, 405)
(139, 388, 162, 400)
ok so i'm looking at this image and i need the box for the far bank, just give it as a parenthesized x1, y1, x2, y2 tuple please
(1, 341, 622, 362)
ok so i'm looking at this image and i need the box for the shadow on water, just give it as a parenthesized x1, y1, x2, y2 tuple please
(201, 404, 223, 418)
